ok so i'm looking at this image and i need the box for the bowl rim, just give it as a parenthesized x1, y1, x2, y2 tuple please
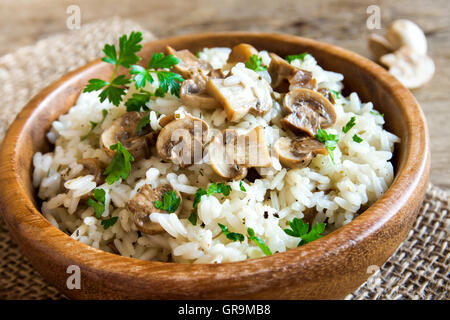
(0, 31, 429, 290)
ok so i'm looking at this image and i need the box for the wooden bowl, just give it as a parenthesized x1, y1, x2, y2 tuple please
(0, 32, 429, 299)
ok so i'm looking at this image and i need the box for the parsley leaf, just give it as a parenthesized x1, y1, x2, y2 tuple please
(188, 211, 198, 226)
(125, 90, 152, 112)
(286, 53, 309, 63)
(331, 90, 341, 99)
(101, 217, 118, 230)
(103, 141, 134, 184)
(352, 134, 363, 143)
(247, 227, 272, 256)
(84, 79, 109, 92)
(154, 190, 181, 213)
(148, 52, 180, 69)
(283, 218, 326, 246)
(136, 113, 151, 134)
(207, 183, 231, 196)
(314, 128, 339, 164)
(155, 71, 184, 97)
(370, 110, 384, 117)
(86, 188, 106, 218)
(81, 109, 108, 140)
(342, 116, 356, 133)
(245, 55, 267, 71)
(239, 181, 246, 192)
(218, 223, 245, 242)
(193, 188, 208, 209)
(114, 31, 144, 68)
(130, 65, 154, 89)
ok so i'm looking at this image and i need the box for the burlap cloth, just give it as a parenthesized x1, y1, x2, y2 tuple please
(0, 17, 448, 300)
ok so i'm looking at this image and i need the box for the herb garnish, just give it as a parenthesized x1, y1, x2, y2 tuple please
(331, 90, 340, 99)
(125, 90, 152, 112)
(83, 31, 143, 106)
(81, 109, 108, 140)
(86, 188, 106, 218)
(370, 110, 384, 117)
(283, 218, 326, 246)
(245, 55, 267, 71)
(103, 141, 134, 184)
(189, 183, 232, 225)
(247, 227, 272, 256)
(239, 181, 246, 192)
(285, 53, 309, 63)
(101, 217, 118, 230)
(218, 223, 245, 242)
(352, 134, 363, 143)
(155, 190, 181, 213)
(342, 116, 356, 133)
(314, 128, 339, 164)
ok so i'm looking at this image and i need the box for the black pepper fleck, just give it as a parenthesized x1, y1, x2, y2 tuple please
(273, 213, 280, 218)
(263, 211, 269, 219)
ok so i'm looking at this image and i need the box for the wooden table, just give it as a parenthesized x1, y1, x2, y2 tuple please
(1, 0, 449, 189)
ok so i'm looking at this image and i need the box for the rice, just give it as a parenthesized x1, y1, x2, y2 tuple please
(33, 47, 399, 263)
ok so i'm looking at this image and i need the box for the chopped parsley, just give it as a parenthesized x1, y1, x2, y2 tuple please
(370, 110, 384, 117)
(247, 227, 272, 256)
(103, 141, 134, 184)
(285, 53, 309, 63)
(352, 134, 363, 143)
(189, 183, 232, 225)
(218, 223, 245, 242)
(154, 190, 181, 213)
(314, 128, 339, 164)
(283, 218, 326, 246)
(125, 90, 152, 112)
(342, 116, 356, 133)
(83, 31, 143, 106)
(239, 181, 246, 192)
(136, 113, 151, 134)
(245, 54, 267, 71)
(101, 217, 118, 230)
(331, 90, 341, 99)
(81, 109, 108, 140)
(86, 188, 106, 218)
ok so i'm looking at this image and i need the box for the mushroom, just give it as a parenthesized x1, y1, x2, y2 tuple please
(385, 19, 427, 55)
(156, 114, 209, 167)
(380, 46, 435, 89)
(206, 64, 273, 122)
(180, 72, 221, 110)
(368, 33, 394, 61)
(274, 135, 327, 168)
(166, 46, 213, 79)
(268, 53, 316, 92)
(208, 126, 271, 180)
(100, 112, 156, 161)
(317, 88, 336, 104)
(128, 184, 182, 234)
(227, 43, 258, 64)
(77, 158, 105, 185)
(281, 88, 336, 136)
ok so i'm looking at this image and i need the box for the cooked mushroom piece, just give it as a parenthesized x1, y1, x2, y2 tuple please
(100, 112, 156, 161)
(274, 136, 327, 169)
(180, 72, 221, 110)
(368, 33, 394, 61)
(156, 114, 209, 167)
(206, 65, 272, 122)
(281, 88, 336, 136)
(227, 43, 258, 64)
(166, 46, 213, 79)
(128, 184, 182, 234)
(268, 53, 316, 92)
(77, 158, 105, 185)
(209, 126, 271, 180)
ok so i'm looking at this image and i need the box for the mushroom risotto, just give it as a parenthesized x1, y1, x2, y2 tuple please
(33, 32, 399, 263)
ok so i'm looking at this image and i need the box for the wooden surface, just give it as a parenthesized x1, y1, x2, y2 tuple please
(0, 33, 430, 299)
(1, 0, 449, 189)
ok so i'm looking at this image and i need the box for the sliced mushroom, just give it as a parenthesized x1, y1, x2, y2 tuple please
(208, 126, 271, 180)
(128, 184, 182, 234)
(268, 53, 316, 92)
(180, 72, 221, 110)
(166, 46, 213, 79)
(77, 158, 105, 185)
(317, 88, 336, 105)
(274, 135, 327, 169)
(156, 114, 209, 167)
(380, 46, 435, 89)
(100, 112, 156, 161)
(227, 43, 258, 64)
(281, 88, 336, 136)
(385, 19, 427, 55)
(206, 65, 272, 122)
